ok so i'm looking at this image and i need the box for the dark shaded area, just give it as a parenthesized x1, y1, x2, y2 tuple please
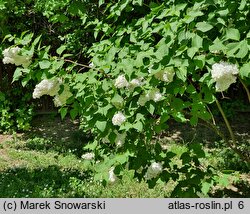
(18, 115, 93, 158)
(0, 165, 92, 198)
(210, 179, 250, 198)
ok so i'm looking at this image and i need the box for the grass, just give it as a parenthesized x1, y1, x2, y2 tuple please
(0, 115, 249, 198)
(0, 134, 169, 198)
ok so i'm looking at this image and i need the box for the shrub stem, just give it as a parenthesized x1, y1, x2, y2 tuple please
(239, 77, 250, 103)
(215, 98, 236, 145)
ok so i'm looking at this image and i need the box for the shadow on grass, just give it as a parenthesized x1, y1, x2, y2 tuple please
(210, 180, 250, 198)
(0, 165, 92, 197)
(20, 130, 93, 158)
(14, 115, 94, 157)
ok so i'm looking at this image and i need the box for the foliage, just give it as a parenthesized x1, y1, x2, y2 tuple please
(0, 88, 33, 132)
(1, 0, 250, 197)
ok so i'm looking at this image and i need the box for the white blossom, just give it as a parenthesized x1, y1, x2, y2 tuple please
(32, 79, 61, 99)
(211, 62, 239, 92)
(145, 162, 163, 180)
(150, 89, 162, 102)
(128, 77, 144, 90)
(114, 75, 129, 88)
(81, 152, 95, 160)
(109, 167, 117, 183)
(112, 112, 126, 126)
(137, 89, 163, 106)
(154, 68, 175, 83)
(53, 84, 72, 107)
(2, 46, 31, 68)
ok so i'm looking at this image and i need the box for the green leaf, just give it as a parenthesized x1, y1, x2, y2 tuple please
(70, 108, 78, 120)
(56, 45, 67, 55)
(160, 112, 170, 124)
(196, 22, 213, 32)
(60, 107, 68, 120)
(32, 35, 42, 47)
(190, 116, 198, 126)
(147, 103, 155, 115)
(172, 112, 187, 122)
(12, 68, 22, 82)
(192, 34, 203, 48)
(176, 67, 187, 82)
(209, 38, 226, 53)
(240, 63, 250, 78)
(111, 93, 124, 108)
(84, 140, 98, 150)
(194, 55, 205, 68)
(39, 60, 51, 69)
(235, 40, 248, 58)
(225, 28, 240, 41)
(99, 0, 105, 6)
(190, 143, 205, 158)
(201, 181, 213, 195)
(187, 47, 198, 59)
(132, 0, 143, 6)
(96, 121, 107, 132)
(246, 31, 250, 38)
(133, 121, 143, 132)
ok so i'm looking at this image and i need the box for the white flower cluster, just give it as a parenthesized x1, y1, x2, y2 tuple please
(138, 88, 163, 106)
(2, 46, 31, 68)
(108, 167, 117, 183)
(128, 77, 144, 90)
(115, 131, 126, 147)
(53, 85, 73, 107)
(154, 68, 175, 83)
(211, 62, 239, 92)
(115, 75, 144, 90)
(33, 78, 72, 107)
(145, 162, 163, 180)
(112, 111, 126, 126)
(114, 75, 129, 88)
(81, 152, 95, 160)
(32, 79, 61, 99)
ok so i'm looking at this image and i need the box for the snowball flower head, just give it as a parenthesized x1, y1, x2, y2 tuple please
(211, 62, 239, 92)
(128, 77, 144, 90)
(149, 89, 162, 102)
(137, 89, 162, 106)
(154, 68, 175, 83)
(112, 112, 126, 126)
(2, 46, 31, 68)
(114, 74, 129, 88)
(32, 79, 61, 99)
(109, 167, 117, 183)
(53, 84, 72, 107)
(145, 162, 163, 180)
(81, 152, 95, 160)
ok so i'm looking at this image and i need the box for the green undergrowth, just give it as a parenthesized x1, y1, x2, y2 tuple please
(0, 136, 168, 198)
(0, 133, 249, 198)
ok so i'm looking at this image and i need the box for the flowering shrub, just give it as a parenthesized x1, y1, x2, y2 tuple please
(1, 0, 250, 196)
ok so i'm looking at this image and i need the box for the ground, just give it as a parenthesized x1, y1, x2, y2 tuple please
(0, 113, 249, 197)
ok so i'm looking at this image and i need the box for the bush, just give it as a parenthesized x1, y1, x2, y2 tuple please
(1, 0, 250, 197)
